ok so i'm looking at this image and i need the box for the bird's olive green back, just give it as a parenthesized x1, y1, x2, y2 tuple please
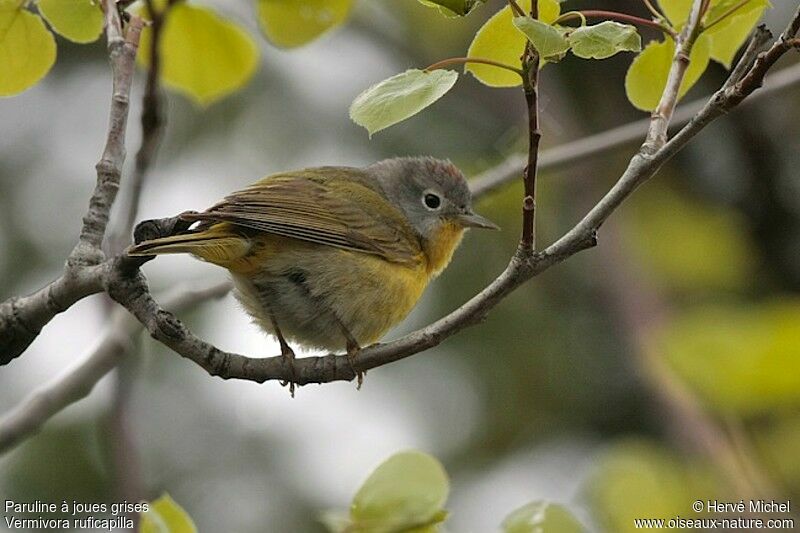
(181, 167, 423, 264)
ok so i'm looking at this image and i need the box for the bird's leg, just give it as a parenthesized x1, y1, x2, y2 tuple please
(338, 323, 364, 389)
(268, 311, 297, 397)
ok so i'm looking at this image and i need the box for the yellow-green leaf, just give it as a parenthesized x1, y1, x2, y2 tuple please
(588, 440, 721, 533)
(38, 0, 103, 43)
(350, 69, 459, 136)
(569, 21, 642, 60)
(513, 16, 570, 61)
(624, 34, 710, 112)
(658, 300, 800, 416)
(657, 0, 693, 27)
(140, 494, 197, 533)
(350, 451, 450, 531)
(257, 0, 353, 48)
(466, 0, 560, 87)
(417, 0, 486, 17)
(705, 0, 769, 68)
(502, 501, 585, 533)
(0, 3, 56, 97)
(620, 184, 754, 291)
(138, 4, 259, 106)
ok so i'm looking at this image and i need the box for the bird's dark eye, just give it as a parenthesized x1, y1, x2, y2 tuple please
(423, 192, 442, 210)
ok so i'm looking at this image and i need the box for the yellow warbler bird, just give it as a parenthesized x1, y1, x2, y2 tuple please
(127, 157, 498, 387)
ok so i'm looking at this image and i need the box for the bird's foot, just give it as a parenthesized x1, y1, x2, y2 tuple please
(346, 338, 365, 390)
(278, 342, 297, 398)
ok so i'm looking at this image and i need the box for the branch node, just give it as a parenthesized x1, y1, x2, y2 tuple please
(523, 195, 535, 211)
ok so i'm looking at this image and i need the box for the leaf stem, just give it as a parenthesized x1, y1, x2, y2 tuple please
(424, 57, 524, 76)
(642, 0, 667, 22)
(702, 0, 751, 31)
(554, 11, 587, 27)
(578, 10, 678, 38)
(507, 0, 526, 17)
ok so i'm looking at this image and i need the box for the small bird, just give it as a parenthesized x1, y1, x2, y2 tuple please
(128, 156, 498, 390)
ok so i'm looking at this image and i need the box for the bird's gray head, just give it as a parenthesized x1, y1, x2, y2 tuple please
(367, 156, 498, 239)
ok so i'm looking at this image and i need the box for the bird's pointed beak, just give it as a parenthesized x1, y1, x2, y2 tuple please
(457, 211, 500, 230)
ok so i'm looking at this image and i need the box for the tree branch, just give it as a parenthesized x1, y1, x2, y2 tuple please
(109, 6, 800, 389)
(0, 2, 143, 365)
(107, 0, 173, 255)
(75, 2, 142, 260)
(520, 22, 541, 251)
(0, 281, 231, 455)
(469, 61, 800, 198)
(644, 0, 705, 152)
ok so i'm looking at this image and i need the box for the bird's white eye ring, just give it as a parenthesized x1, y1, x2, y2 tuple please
(423, 191, 442, 210)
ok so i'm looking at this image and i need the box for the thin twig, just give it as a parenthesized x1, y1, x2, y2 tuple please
(507, 0, 525, 17)
(74, 3, 143, 261)
(644, 0, 705, 152)
(520, 38, 541, 250)
(107, 0, 173, 255)
(642, 0, 665, 21)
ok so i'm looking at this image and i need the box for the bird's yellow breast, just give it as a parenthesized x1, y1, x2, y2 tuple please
(422, 220, 466, 277)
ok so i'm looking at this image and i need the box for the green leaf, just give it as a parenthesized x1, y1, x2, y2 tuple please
(705, 0, 769, 68)
(38, 0, 103, 43)
(568, 21, 642, 60)
(350, 69, 458, 136)
(417, 0, 486, 17)
(466, 0, 560, 87)
(513, 16, 570, 61)
(657, 0, 770, 68)
(502, 501, 585, 533)
(658, 300, 800, 416)
(624, 34, 710, 112)
(0, 2, 56, 97)
(140, 494, 197, 533)
(656, 0, 693, 26)
(620, 184, 754, 291)
(349, 451, 450, 531)
(257, 0, 353, 48)
(138, 4, 259, 106)
(588, 440, 721, 533)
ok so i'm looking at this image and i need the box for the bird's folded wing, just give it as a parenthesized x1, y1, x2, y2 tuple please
(181, 173, 422, 265)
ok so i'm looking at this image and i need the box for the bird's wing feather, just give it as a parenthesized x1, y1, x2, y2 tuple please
(182, 171, 422, 264)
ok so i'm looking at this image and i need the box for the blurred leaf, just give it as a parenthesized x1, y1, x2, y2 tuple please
(502, 501, 585, 533)
(140, 494, 197, 533)
(418, 0, 485, 17)
(466, 0, 560, 87)
(588, 440, 722, 533)
(621, 185, 754, 291)
(0, 424, 110, 503)
(513, 16, 570, 62)
(624, 34, 710, 111)
(38, 0, 103, 43)
(138, 4, 259, 106)
(0, 3, 56, 97)
(568, 22, 642, 60)
(349, 450, 449, 532)
(257, 0, 352, 48)
(350, 69, 458, 136)
(705, 0, 769, 68)
(754, 415, 800, 494)
(657, 300, 800, 416)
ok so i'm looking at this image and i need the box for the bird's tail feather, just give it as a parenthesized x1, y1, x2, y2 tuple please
(127, 226, 250, 268)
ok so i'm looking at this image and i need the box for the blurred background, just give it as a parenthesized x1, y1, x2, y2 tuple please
(1, 0, 799, 531)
